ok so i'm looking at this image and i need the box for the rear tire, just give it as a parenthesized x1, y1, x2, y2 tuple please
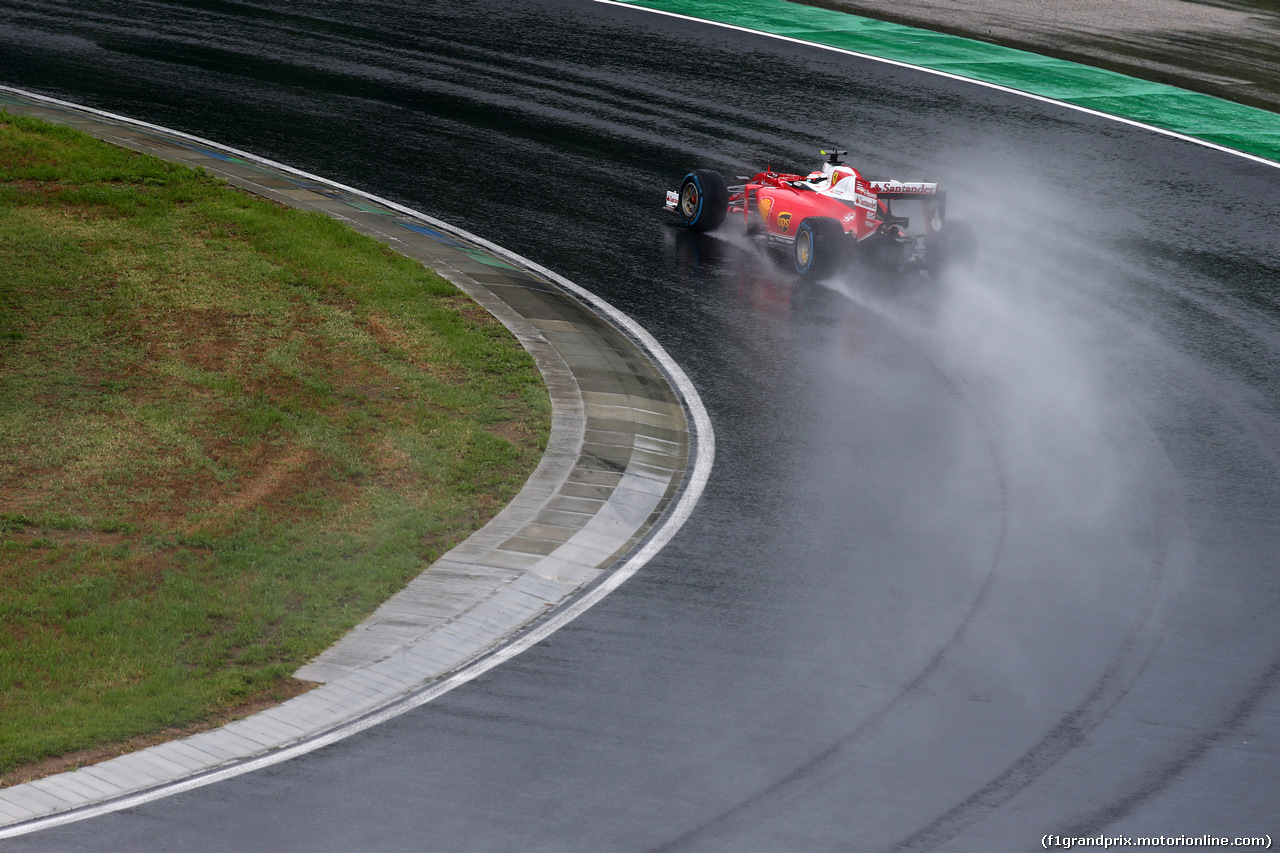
(793, 216, 846, 278)
(927, 221, 977, 276)
(678, 170, 729, 232)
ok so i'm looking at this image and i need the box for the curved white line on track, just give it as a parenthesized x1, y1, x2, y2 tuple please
(591, 0, 1280, 172)
(0, 84, 715, 838)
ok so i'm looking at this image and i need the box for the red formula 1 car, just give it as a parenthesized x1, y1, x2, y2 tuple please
(665, 150, 975, 278)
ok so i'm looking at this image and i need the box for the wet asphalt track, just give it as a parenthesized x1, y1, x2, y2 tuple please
(2, 0, 1280, 850)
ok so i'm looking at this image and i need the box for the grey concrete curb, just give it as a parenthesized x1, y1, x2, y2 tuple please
(0, 87, 714, 837)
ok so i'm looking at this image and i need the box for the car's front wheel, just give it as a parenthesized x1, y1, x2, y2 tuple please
(793, 216, 846, 278)
(678, 169, 729, 232)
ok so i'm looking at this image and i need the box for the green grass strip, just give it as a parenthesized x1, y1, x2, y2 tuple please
(0, 112, 550, 778)
(605, 0, 1280, 165)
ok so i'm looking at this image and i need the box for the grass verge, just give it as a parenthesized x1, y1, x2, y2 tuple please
(0, 112, 550, 783)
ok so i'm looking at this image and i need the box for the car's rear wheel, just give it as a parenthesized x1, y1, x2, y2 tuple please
(679, 170, 729, 232)
(793, 216, 846, 278)
(926, 221, 977, 277)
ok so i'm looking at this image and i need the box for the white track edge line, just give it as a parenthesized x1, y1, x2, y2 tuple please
(589, 0, 1280, 171)
(0, 85, 715, 838)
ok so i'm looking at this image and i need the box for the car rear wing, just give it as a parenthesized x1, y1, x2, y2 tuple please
(868, 180, 948, 233)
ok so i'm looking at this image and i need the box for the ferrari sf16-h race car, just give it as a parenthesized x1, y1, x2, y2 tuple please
(665, 150, 976, 278)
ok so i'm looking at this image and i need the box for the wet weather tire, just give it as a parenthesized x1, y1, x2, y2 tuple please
(793, 216, 846, 278)
(678, 170, 729, 232)
(927, 221, 977, 277)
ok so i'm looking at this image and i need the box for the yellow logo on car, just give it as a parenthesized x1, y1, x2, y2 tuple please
(777, 212, 793, 233)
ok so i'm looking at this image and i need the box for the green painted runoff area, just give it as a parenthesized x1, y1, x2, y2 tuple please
(609, 0, 1280, 165)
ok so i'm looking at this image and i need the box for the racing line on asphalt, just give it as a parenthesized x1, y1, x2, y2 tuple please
(593, 5, 1279, 848)
(596, 0, 1280, 170)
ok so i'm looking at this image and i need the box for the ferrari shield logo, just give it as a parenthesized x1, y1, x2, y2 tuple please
(777, 212, 793, 233)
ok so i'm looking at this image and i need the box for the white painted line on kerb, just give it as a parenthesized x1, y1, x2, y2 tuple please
(0, 85, 715, 839)
(591, 0, 1280, 172)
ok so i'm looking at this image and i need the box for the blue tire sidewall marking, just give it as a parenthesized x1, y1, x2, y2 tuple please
(683, 172, 703, 225)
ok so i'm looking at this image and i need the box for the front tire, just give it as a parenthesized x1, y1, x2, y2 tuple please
(678, 169, 729, 232)
(793, 216, 846, 278)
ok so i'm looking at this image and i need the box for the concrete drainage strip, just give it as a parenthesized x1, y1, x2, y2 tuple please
(0, 87, 709, 833)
